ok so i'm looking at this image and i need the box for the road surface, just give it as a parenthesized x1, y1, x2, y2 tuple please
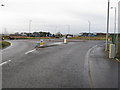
(1, 40, 119, 88)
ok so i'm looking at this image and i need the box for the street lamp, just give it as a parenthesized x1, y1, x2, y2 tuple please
(88, 20, 91, 34)
(29, 20, 32, 37)
(111, 7, 117, 53)
(111, 7, 117, 37)
(106, 0, 110, 51)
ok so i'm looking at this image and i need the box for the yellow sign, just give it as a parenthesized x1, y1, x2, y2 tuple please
(40, 42, 43, 46)
(40, 39, 43, 46)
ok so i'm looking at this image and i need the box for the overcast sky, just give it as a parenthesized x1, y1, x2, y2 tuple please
(0, 0, 119, 34)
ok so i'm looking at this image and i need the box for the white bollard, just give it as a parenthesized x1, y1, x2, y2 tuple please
(64, 38, 67, 44)
(109, 44, 115, 59)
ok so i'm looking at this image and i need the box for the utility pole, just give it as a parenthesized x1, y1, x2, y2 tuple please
(29, 20, 32, 37)
(114, 7, 116, 35)
(114, 7, 117, 54)
(106, 0, 110, 51)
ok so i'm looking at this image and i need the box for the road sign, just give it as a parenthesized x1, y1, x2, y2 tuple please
(40, 39, 43, 46)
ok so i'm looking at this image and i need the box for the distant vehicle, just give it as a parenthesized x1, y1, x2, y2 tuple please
(79, 33, 97, 37)
(88, 33, 96, 37)
(67, 36, 72, 38)
(9, 37, 15, 40)
(55, 36, 60, 38)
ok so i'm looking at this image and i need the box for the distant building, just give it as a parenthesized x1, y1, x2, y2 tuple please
(79, 32, 97, 37)
(96, 33, 105, 36)
(21, 33, 27, 36)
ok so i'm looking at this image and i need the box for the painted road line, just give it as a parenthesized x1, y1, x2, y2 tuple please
(49, 42, 63, 45)
(25, 49, 36, 54)
(54, 42, 63, 44)
(0, 60, 11, 66)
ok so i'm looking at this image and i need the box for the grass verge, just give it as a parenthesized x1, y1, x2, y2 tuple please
(69, 36, 111, 40)
(116, 43, 120, 60)
(0, 41, 11, 49)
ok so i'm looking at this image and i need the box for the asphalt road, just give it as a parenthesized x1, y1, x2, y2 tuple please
(1, 40, 118, 88)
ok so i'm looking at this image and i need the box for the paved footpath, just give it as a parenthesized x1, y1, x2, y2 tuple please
(88, 45, 119, 88)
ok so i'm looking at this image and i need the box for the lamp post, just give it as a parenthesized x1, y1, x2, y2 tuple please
(111, 7, 116, 40)
(88, 20, 91, 35)
(88, 21, 91, 36)
(29, 20, 32, 37)
(111, 7, 117, 54)
(106, 0, 110, 51)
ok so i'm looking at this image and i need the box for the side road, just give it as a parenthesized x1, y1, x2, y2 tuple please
(88, 45, 119, 88)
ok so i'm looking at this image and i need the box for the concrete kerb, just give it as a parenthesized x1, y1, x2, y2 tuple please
(35, 44, 57, 48)
(35, 42, 63, 49)
(2, 40, 12, 50)
(115, 58, 120, 63)
(83, 45, 98, 88)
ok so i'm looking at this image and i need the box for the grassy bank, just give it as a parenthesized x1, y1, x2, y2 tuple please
(0, 41, 11, 49)
(69, 36, 111, 40)
(116, 43, 120, 60)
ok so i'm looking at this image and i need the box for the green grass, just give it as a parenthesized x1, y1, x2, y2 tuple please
(116, 43, 120, 60)
(69, 36, 110, 40)
(0, 41, 11, 49)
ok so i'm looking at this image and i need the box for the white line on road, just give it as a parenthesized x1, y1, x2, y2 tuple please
(25, 49, 36, 54)
(0, 60, 11, 66)
(49, 42, 63, 45)
(53, 42, 63, 44)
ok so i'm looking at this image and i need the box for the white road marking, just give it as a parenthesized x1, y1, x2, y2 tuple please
(0, 60, 11, 66)
(25, 49, 36, 54)
(53, 42, 63, 44)
(49, 42, 63, 45)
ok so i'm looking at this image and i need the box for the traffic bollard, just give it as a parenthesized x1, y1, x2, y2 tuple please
(64, 38, 67, 44)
